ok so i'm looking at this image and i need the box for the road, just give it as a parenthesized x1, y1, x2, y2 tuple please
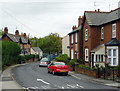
(12, 63, 118, 90)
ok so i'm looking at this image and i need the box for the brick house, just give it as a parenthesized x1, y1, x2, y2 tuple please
(68, 16, 83, 59)
(1, 27, 31, 55)
(82, 8, 120, 67)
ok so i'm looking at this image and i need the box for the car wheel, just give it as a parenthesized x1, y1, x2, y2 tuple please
(65, 72, 68, 76)
(52, 70, 56, 75)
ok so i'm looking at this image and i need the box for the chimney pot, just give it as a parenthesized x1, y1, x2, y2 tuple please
(15, 30, 19, 36)
(98, 9, 100, 12)
(24, 33, 26, 38)
(4, 27, 8, 34)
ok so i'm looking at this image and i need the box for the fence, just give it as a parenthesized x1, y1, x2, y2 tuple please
(98, 68, 120, 82)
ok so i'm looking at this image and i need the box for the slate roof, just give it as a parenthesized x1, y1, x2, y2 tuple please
(68, 25, 82, 35)
(31, 47, 42, 52)
(2, 33, 30, 44)
(85, 8, 120, 26)
(91, 44, 104, 53)
(105, 38, 120, 46)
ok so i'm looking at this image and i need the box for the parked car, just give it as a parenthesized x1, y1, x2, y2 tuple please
(48, 61, 69, 75)
(39, 58, 48, 67)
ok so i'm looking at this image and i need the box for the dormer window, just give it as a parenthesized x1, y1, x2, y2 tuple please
(112, 23, 116, 38)
(85, 29, 88, 41)
(101, 27, 104, 40)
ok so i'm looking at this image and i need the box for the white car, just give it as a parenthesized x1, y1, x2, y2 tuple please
(39, 58, 48, 67)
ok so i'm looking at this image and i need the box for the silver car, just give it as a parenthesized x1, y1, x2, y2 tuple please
(39, 58, 48, 67)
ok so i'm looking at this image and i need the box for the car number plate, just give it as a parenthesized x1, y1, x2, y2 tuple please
(61, 71, 65, 72)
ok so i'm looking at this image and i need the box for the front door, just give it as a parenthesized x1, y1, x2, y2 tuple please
(91, 54, 94, 67)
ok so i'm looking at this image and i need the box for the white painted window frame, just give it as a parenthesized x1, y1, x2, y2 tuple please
(101, 27, 104, 40)
(112, 23, 116, 38)
(75, 32, 77, 43)
(85, 29, 88, 41)
(85, 48, 89, 62)
(107, 46, 118, 66)
(71, 48, 74, 59)
(71, 34, 73, 44)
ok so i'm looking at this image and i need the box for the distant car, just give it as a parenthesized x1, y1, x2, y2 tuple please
(39, 58, 48, 67)
(48, 61, 69, 75)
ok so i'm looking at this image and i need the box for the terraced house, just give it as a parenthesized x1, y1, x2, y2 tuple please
(68, 16, 83, 59)
(1, 27, 31, 54)
(82, 8, 120, 67)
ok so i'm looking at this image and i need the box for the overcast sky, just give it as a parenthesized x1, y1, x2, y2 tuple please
(0, 0, 120, 38)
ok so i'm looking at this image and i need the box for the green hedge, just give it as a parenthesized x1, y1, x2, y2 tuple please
(1, 41, 21, 68)
(19, 54, 35, 62)
(55, 54, 70, 64)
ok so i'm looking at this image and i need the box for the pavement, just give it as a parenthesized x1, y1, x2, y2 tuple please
(0, 64, 26, 90)
(0, 63, 120, 90)
(69, 71, 120, 88)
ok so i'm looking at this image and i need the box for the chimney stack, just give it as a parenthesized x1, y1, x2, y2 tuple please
(24, 33, 26, 38)
(98, 9, 100, 12)
(15, 30, 19, 36)
(78, 16, 83, 27)
(4, 27, 8, 34)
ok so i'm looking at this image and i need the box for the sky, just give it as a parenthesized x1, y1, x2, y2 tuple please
(0, 0, 120, 38)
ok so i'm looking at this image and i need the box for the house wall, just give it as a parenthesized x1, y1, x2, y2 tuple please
(83, 19, 91, 66)
(62, 35, 70, 57)
(2, 36, 11, 41)
(69, 31, 82, 59)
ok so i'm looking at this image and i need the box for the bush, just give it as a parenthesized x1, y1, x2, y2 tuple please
(55, 54, 70, 64)
(1, 41, 21, 69)
(19, 54, 35, 62)
(68, 59, 78, 67)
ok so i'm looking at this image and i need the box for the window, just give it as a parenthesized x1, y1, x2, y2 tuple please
(85, 48, 88, 62)
(71, 48, 74, 59)
(71, 34, 73, 44)
(95, 54, 104, 62)
(107, 47, 118, 66)
(85, 29, 88, 41)
(112, 23, 116, 38)
(75, 32, 77, 43)
(101, 27, 104, 40)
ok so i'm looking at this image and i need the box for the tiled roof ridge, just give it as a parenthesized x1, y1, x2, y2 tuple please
(85, 7, 120, 14)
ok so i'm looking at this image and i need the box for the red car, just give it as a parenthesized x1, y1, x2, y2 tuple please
(48, 61, 69, 75)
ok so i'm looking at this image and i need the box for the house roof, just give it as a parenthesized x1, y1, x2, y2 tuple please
(85, 8, 120, 26)
(105, 38, 120, 46)
(68, 26, 82, 35)
(2, 33, 30, 44)
(31, 47, 42, 53)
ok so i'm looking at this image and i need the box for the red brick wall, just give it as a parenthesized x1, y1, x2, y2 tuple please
(2, 36, 11, 41)
(83, 19, 91, 66)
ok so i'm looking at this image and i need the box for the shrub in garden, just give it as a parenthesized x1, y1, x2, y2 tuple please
(68, 59, 78, 67)
(1, 41, 21, 68)
(55, 54, 70, 64)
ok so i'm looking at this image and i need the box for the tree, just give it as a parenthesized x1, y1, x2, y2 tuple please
(30, 33, 62, 54)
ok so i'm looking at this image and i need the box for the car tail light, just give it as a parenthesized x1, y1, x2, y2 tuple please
(65, 66, 68, 68)
(40, 62, 41, 64)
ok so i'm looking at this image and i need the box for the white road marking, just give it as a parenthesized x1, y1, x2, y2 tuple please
(76, 84, 84, 88)
(67, 84, 84, 88)
(37, 78, 50, 85)
(71, 74, 81, 80)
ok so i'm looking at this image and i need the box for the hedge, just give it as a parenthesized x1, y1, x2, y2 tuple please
(1, 41, 21, 69)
